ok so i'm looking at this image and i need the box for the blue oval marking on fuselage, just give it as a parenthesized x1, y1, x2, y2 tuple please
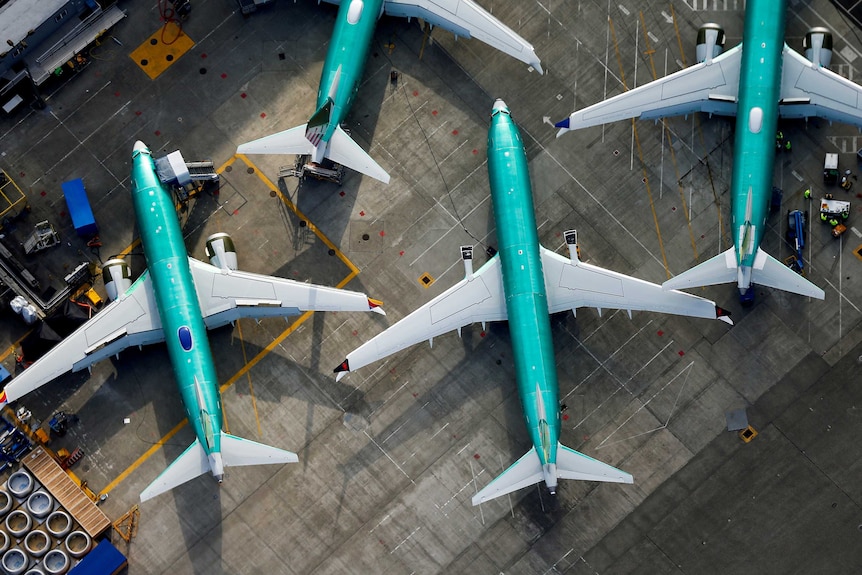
(178, 326, 194, 351)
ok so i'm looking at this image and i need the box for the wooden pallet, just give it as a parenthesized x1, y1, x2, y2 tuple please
(23, 447, 110, 538)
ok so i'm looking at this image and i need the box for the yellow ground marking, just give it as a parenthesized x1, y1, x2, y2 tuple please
(129, 22, 195, 80)
(670, 6, 726, 254)
(101, 155, 363, 495)
(0, 330, 33, 363)
(641, 12, 699, 265)
(235, 320, 263, 437)
(418, 272, 435, 288)
(609, 17, 671, 277)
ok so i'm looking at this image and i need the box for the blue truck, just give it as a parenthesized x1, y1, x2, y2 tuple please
(785, 210, 806, 274)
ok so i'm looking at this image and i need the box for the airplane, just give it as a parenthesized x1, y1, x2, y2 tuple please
(553, 0, 855, 304)
(0, 141, 386, 502)
(237, 0, 543, 184)
(333, 99, 732, 505)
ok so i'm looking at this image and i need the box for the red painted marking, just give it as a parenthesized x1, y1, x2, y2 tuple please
(452, 129, 459, 135)
(399, 250, 404, 256)
(472, 149, 478, 155)
(657, 330, 664, 337)
(220, 73, 227, 79)
(562, 414, 569, 421)
(432, 110, 438, 116)
(678, 350, 685, 357)
(352, 330, 358, 336)
(40, 191, 46, 197)
(154, 130, 161, 136)
(701, 234, 705, 239)
(135, 111, 142, 116)
(233, 209, 239, 215)
(359, 210, 365, 216)
(379, 230, 385, 237)
(19, 172, 24, 177)
(260, 112, 266, 118)
(339, 191, 345, 197)
(60, 211, 66, 218)
(201, 53, 207, 59)
(412, 90, 419, 96)
(583, 435, 590, 441)
(241, 93, 247, 99)
(389, 368, 396, 374)
(114, 91, 120, 97)
(473, 454, 480, 460)
(480, 332, 486, 337)
(672, 206, 677, 212)
(412, 392, 418, 398)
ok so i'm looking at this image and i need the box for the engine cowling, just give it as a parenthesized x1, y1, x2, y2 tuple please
(102, 258, 132, 301)
(804, 27, 832, 68)
(205, 232, 238, 270)
(696, 23, 725, 64)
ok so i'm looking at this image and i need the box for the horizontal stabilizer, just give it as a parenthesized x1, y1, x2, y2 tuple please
(663, 247, 738, 291)
(140, 438, 210, 502)
(220, 432, 298, 467)
(237, 124, 314, 156)
(556, 443, 634, 483)
(749, 248, 825, 299)
(472, 447, 544, 505)
(327, 126, 390, 184)
(471, 443, 632, 505)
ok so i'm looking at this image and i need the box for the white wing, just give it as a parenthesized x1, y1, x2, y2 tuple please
(188, 258, 384, 329)
(540, 247, 730, 322)
(3, 272, 164, 404)
(383, 0, 542, 73)
(334, 255, 507, 379)
(779, 45, 862, 126)
(556, 45, 743, 135)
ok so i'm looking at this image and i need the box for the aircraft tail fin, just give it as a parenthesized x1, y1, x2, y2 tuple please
(140, 438, 210, 502)
(471, 444, 632, 505)
(748, 248, 825, 299)
(662, 247, 739, 291)
(140, 434, 298, 502)
(220, 432, 299, 467)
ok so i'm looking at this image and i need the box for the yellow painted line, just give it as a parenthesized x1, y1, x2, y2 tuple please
(641, 12, 699, 265)
(237, 153, 361, 279)
(236, 320, 262, 437)
(671, 3, 687, 68)
(610, 17, 670, 277)
(129, 22, 195, 80)
(0, 330, 33, 363)
(100, 419, 188, 495)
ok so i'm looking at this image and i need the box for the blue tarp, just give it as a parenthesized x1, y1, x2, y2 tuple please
(62, 178, 98, 236)
(68, 539, 128, 575)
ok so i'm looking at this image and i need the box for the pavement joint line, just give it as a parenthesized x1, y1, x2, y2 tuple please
(596, 360, 695, 450)
(389, 526, 421, 555)
(363, 429, 413, 482)
(409, 193, 491, 266)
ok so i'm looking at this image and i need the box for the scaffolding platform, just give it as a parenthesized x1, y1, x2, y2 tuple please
(23, 446, 110, 538)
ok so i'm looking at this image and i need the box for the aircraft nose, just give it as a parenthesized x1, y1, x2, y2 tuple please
(492, 98, 508, 112)
(133, 140, 147, 154)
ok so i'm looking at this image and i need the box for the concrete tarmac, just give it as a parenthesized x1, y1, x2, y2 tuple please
(0, 0, 860, 573)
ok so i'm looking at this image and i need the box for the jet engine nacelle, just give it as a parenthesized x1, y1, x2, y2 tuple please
(695, 23, 725, 64)
(205, 232, 238, 271)
(103, 258, 132, 301)
(804, 27, 833, 68)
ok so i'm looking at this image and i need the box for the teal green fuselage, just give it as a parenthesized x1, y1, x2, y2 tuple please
(317, 0, 383, 142)
(731, 0, 786, 274)
(131, 147, 222, 457)
(488, 108, 560, 466)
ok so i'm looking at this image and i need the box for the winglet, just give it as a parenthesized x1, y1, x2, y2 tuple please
(368, 298, 386, 315)
(334, 359, 349, 382)
(0, 390, 7, 408)
(716, 306, 733, 325)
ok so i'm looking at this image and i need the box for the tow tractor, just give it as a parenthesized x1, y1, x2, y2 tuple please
(819, 196, 851, 237)
(785, 210, 806, 274)
(280, 155, 345, 185)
